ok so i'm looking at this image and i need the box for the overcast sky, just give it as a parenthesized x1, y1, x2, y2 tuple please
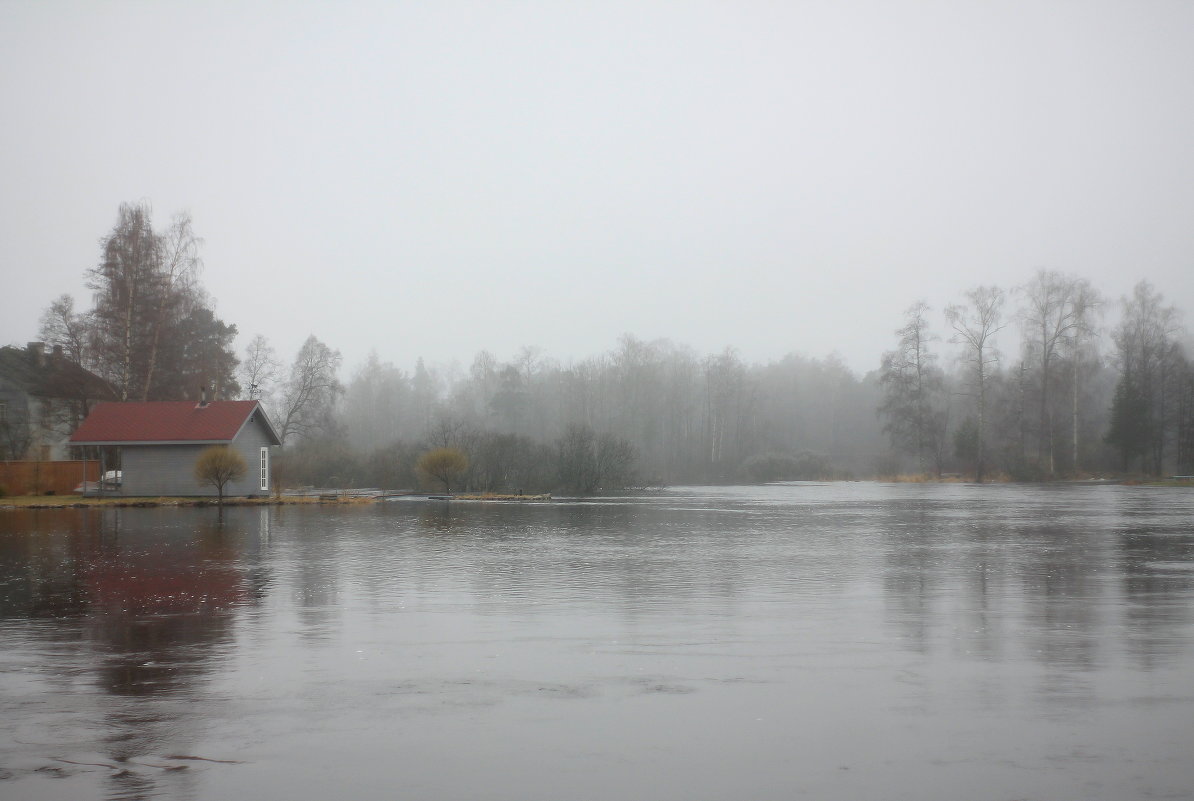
(2, 0, 1192, 378)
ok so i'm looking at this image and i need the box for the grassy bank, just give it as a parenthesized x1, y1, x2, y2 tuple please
(0, 494, 376, 509)
(5, 480, 1188, 510)
(1, 492, 559, 509)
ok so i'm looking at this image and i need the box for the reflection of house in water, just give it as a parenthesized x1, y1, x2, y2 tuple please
(81, 510, 253, 694)
(0, 509, 94, 620)
(82, 509, 267, 797)
(0, 507, 272, 797)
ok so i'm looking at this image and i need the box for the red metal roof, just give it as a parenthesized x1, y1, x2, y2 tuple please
(70, 400, 278, 445)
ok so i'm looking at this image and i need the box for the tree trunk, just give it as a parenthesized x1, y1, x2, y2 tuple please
(976, 363, 986, 484)
(120, 278, 135, 401)
(1071, 359, 1080, 474)
(141, 310, 164, 402)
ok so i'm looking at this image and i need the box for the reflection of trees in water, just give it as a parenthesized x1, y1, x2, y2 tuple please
(879, 499, 1023, 663)
(357, 498, 869, 632)
(877, 488, 1194, 679)
(282, 507, 346, 639)
(1116, 523, 1194, 669)
(440, 502, 756, 624)
(881, 499, 944, 654)
(1018, 525, 1105, 672)
(879, 494, 1117, 671)
(419, 501, 459, 533)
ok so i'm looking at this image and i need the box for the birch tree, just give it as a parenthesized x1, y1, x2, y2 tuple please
(946, 286, 1006, 482)
(88, 202, 159, 400)
(1063, 281, 1100, 473)
(240, 334, 281, 406)
(85, 202, 235, 401)
(1020, 270, 1093, 476)
(140, 212, 202, 401)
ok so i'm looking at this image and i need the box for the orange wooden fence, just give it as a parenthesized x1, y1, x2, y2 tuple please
(0, 461, 99, 496)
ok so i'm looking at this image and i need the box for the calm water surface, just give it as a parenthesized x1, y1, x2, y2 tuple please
(2, 483, 1193, 800)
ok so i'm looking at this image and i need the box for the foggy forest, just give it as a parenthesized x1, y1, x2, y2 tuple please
(11, 201, 1194, 492)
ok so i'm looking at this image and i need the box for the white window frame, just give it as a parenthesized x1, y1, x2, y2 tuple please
(260, 447, 269, 491)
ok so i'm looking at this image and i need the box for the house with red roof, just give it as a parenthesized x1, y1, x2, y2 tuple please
(70, 398, 281, 497)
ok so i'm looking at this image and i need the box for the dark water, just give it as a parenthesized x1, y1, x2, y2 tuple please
(2, 483, 1193, 801)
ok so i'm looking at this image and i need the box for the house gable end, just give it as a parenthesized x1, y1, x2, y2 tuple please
(229, 402, 282, 447)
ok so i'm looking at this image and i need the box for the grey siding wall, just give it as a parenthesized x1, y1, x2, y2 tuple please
(121, 417, 277, 497)
(122, 445, 209, 496)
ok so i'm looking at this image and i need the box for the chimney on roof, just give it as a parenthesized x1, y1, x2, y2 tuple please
(198, 386, 208, 408)
(26, 341, 45, 367)
(51, 344, 63, 362)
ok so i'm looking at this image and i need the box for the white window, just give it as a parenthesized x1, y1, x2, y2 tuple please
(260, 447, 269, 491)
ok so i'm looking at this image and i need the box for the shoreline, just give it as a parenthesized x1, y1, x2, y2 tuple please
(0, 495, 371, 510)
(2, 479, 1189, 510)
(0, 493, 554, 510)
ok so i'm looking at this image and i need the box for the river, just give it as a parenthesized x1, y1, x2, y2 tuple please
(2, 482, 1193, 800)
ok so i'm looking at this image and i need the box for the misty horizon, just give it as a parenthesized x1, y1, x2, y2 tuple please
(3, 2, 1192, 379)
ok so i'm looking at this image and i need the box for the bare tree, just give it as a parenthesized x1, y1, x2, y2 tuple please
(1177, 356, 1194, 474)
(1108, 282, 1184, 474)
(946, 286, 1006, 482)
(595, 431, 636, 488)
(38, 294, 89, 365)
(88, 202, 159, 400)
(703, 347, 748, 475)
(85, 202, 235, 401)
(880, 302, 947, 476)
(1064, 281, 1101, 473)
(342, 351, 411, 450)
(141, 212, 202, 401)
(278, 335, 343, 445)
(556, 423, 599, 493)
(424, 413, 477, 451)
(240, 334, 281, 405)
(1020, 270, 1091, 476)
(36, 294, 112, 433)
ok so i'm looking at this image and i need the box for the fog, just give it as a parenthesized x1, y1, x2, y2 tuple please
(3, 1, 1192, 376)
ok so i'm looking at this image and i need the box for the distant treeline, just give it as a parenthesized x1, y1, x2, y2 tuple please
(278, 272, 1191, 489)
(19, 202, 1194, 490)
(279, 341, 878, 491)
